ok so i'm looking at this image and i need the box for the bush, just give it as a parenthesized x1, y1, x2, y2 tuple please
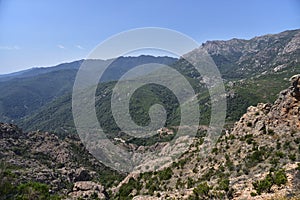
(187, 177, 195, 189)
(252, 174, 273, 195)
(267, 129, 275, 135)
(289, 154, 296, 161)
(273, 169, 287, 186)
(17, 182, 51, 200)
(297, 163, 300, 171)
(250, 192, 257, 196)
(157, 167, 172, 181)
(275, 151, 285, 158)
(193, 182, 210, 197)
(247, 122, 252, 127)
(253, 169, 288, 195)
(118, 177, 142, 199)
(217, 178, 230, 192)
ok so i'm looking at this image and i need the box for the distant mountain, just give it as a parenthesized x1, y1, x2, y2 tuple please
(179, 29, 300, 79)
(0, 60, 83, 82)
(0, 56, 177, 123)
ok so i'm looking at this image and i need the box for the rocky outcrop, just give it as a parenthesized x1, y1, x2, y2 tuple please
(223, 74, 300, 198)
(0, 122, 23, 139)
(233, 74, 300, 135)
(68, 181, 107, 199)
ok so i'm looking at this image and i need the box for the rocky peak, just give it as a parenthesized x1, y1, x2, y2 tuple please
(289, 74, 300, 98)
(233, 74, 300, 135)
(198, 29, 300, 78)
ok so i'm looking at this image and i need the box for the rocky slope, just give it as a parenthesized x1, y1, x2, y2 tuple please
(201, 29, 300, 79)
(113, 75, 300, 199)
(0, 123, 124, 199)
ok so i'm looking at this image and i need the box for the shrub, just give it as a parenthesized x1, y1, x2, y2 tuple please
(276, 141, 281, 150)
(247, 122, 252, 127)
(273, 169, 287, 186)
(158, 167, 172, 181)
(294, 137, 300, 144)
(297, 163, 300, 171)
(187, 177, 194, 189)
(217, 178, 230, 192)
(250, 192, 257, 196)
(275, 151, 285, 158)
(289, 154, 296, 161)
(193, 182, 210, 197)
(267, 129, 275, 135)
(252, 169, 288, 195)
(17, 182, 51, 200)
(118, 177, 142, 198)
(252, 174, 273, 194)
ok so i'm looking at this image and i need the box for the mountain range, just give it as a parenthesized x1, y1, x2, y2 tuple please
(0, 28, 300, 199)
(16, 29, 300, 136)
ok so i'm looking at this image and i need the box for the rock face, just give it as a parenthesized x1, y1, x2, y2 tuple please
(68, 181, 107, 199)
(290, 74, 300, 98)
(221, 74, 300, 199)
(233, 73, 300, 135)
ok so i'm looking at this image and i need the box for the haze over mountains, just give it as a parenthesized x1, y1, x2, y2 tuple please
(1, 29, 300, 199)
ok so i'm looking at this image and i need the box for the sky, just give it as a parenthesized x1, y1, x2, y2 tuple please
(0, 0, 299, 74)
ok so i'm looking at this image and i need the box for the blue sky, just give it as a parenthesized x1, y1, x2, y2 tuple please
(0, 0, 299, 74)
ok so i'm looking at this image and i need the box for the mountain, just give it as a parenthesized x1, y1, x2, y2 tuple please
(0, 56, 177, 123)
(0, 60, 83, 82)
(19, 29, 300, 135)
(1, 28, 300, 199)
(113, 75, 300, 200)
(174, 29, 300, 80)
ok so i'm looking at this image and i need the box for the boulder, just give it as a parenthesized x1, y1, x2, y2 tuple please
(69, 181, 105, 199)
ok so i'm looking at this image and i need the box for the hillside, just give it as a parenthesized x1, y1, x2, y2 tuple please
(0, 122, 125, 199)
(2, 75, 300, 200)
(112, 74, 300, 200)
(19, 64, 300, 137)
(0, 56, 177, 123)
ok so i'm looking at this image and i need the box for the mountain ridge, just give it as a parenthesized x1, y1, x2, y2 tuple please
(18, 29, 300, 135)
(0, 56, 177, 123)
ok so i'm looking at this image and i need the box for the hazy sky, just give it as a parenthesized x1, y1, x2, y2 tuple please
(0, 0, 299, 74)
